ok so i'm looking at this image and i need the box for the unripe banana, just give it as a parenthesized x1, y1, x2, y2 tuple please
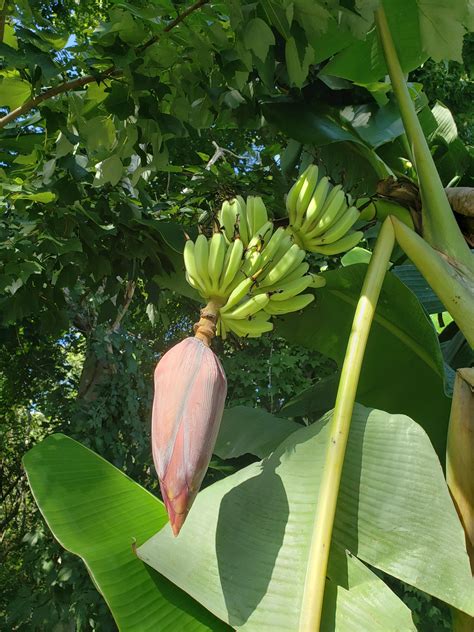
(251, 197, 268, 235)
(269, 234, 294, 268)
(310, 206, 360, 245)
(259, 244, 305, 287)
(259, 226, 286, 267)
(286, 171, 306, 225)
(309, 230, 363, 255)
(219, 315, 228, 340)
(246, 196, 255, 239)
(270, 275, 313, 301)
(305, 186, 346, 238)
(219, 200, 237, 241)
(242, 248, 263, 276)
(223, 316, 274, 338)
(219, 238, 244, 292)
(267, 261, 309, 287)
(295, 165, 319, 223)
(223, 293, 269, 319)
(235, 196, 250, 247)
(300, 176, 330, 232)
(194, 234, 212, 293)
(358, 201, 376, 222)
(208, 232, 226, 291)
(220, 276, 253, 312)
(183, 240, 207, 294)
(247, 220, 273, 251)
(309, 273, 326, 288)
(264, 293, 315, 314)
(185, 272, 200, 292)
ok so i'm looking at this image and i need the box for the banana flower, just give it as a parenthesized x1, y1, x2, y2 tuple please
(151, 335, 227, 535)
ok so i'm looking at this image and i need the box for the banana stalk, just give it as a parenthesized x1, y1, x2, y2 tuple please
(299, 218, 395, 630)
(375, 6, 473, 273)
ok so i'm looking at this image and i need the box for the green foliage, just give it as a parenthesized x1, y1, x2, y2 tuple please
(1, 0, 472, 629)
(23, 433, 226, 631)
(138, 405, 472, 627)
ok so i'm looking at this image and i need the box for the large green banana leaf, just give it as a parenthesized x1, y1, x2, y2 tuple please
(277, 265, 451, 459)
(138, 405, 473, 630)
(23, 434, 229, 632)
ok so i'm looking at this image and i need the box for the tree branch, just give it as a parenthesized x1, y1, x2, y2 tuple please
(111, 280, 136, 333)
(0, 0, 210, 130)
(0, 69, 121, 129)
(138, 0, 210, 52)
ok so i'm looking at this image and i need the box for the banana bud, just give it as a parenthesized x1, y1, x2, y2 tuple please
(152, 337, 227, 536)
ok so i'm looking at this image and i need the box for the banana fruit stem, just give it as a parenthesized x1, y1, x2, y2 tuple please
(299, 218, 395, 631)
(374, 6, 473, 272)
(193, 299, 224, 346)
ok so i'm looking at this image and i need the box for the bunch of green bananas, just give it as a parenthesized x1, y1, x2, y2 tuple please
(183, 195, 325, 338)
(286, 164, 363, 255)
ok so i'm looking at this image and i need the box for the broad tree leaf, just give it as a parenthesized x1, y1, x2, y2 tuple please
(0, 74, 31, 109)
(138, 405, 473, 630)
(215, 406, 300, 459)
(262, 100, 390, 193)
(243, 18, 275, 62)
(23, 434, 228, 631)
(276, 265, 451, 458)
(262, 101, 362, 147)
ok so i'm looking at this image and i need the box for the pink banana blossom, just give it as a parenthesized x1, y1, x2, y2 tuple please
(151, 336, 227, 536)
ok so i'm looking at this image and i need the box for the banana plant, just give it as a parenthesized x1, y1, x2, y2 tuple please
(19, 1, 474, 631)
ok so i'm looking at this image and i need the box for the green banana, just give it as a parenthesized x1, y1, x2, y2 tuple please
(259, 226, 286, 267)
(246, 220, 273, 251)
(219, 238, 244, 292)
(219, 200, 237, 242)
(264, 293, 315, 314)
(208, 232, 226, 291)
(304, 186, 346, 238)
(295, 165, 319, 221)
(309, 230, 363, 255)
(246, 197, 255, 239)
(267, 261, 309, 287)
(356, 198, 376, 221)
(194, 234, 212, 293)
(270, 275, 313, 301)
(251, 197, 268, 235)
(267, 233, 294, 268)
(309, 273, 326, 288)
(286, 170, 306, 225)
(310, 206, 360, 245)
(223, 316, 274, 338)
(220, 276, 253, 312)
(223, 293, 269, 319)
(219, 315, 228, 340)
(235, 196, 250, 247)
(183, 240, 207, 294)
(185, 272, 200, 292)
(259, 244, 305, 287)
(299, 176, 330, 232)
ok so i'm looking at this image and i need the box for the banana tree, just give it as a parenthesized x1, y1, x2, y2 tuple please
(13, 0, 474, 630)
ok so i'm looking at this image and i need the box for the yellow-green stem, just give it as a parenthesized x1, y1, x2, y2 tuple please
(374, 6, 473, 272)
(299, 218, 395, 630)
(391, 217, 474, 348)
